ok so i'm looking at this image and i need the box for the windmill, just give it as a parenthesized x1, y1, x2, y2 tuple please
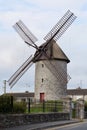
(8, 10, 76, 101)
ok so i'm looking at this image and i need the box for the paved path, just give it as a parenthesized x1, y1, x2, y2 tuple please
(2, 119, 80, 130)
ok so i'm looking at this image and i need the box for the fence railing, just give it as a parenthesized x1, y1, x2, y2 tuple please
(0, 95, 71, 114)
(27, 100, 67, 113)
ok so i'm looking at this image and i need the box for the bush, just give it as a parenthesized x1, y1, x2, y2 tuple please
(84, 102, 87, 111)
(0, 95, 12, 113)
(13, 101, 26, 113)
(0, 95, 26, 114)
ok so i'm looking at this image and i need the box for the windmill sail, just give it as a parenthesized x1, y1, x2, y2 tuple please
(38, 40, 71, 85)
(8, 55, 33, 88)
(41, 10, 76, 85)
(13, 20, 38, 49)
(44, 10, 77, 42)
(42, 50, 71, 86)
(43, 60, 70, 86)
(8, 10, 76, 88)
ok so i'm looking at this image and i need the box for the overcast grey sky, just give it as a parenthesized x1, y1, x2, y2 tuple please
(0, 0, 87, 94)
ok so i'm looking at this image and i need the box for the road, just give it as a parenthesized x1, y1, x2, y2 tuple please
(44, 121, 87, 130)
(2, 120, 87, 130)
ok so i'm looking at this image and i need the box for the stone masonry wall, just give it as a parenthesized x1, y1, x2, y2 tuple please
(0, 113, 70, 128)
(35, 60, 67, 100)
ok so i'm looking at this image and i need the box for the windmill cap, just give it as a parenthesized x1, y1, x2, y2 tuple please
(52, 40, 70, 63)
(34, 40, 70, 63)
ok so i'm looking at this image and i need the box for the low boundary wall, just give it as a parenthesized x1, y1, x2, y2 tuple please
(0, 112, 70, 128)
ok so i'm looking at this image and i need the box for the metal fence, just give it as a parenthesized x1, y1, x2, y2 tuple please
(27, 100, 67, 113)
(0, 95, 71, 114)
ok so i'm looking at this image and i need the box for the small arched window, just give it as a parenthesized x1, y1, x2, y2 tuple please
(42, 64, 44, 68)
(42, 78, 44, 83)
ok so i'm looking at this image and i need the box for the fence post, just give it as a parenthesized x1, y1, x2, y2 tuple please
(55, 100, 57, 112)
(43, 100, 45, 112)
(28, 98, 30, 113)
(10, 96, 13, 112)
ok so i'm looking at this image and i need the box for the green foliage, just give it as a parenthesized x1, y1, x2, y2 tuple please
(0, 95, 26, 114)
(0, 95, 12, 113)
(72, 109, 76, 118)
(13, 101, 26, 113)
(84, 101, 87, 111)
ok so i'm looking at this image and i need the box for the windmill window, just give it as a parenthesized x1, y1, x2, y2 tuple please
(42, 64, 44, 68)
(42, 78, 44, 83)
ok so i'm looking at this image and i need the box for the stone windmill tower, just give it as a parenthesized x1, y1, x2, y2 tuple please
(35, 40, 70, 101)
(8, 10, 76, 101)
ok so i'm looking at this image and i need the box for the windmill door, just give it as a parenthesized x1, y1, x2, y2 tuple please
(40, 93, 45, 102)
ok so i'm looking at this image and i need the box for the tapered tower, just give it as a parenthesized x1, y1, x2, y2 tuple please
(35, 40, 70, 101)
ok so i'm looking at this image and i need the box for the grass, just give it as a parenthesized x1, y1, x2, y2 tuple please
(26, 100, 64, 113)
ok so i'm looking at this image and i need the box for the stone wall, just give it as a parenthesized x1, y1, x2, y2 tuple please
(0, 112, 70, 128)
(35, 60, 67, 100)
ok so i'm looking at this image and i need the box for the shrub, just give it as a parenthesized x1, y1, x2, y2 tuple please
(84, 101, 87, 111)
(0, 95, 26, 114)
(0, 95, 12, 113)
(13, 101, 26, 113)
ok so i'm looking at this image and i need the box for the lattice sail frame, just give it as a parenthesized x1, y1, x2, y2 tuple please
(42, 48, 71, 86)
(8, 55, 33, 88)
(44, 10, 77, 41)
(13, 20, 38, 49)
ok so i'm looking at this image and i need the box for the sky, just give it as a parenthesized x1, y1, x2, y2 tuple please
(0, 0, 87, 94)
